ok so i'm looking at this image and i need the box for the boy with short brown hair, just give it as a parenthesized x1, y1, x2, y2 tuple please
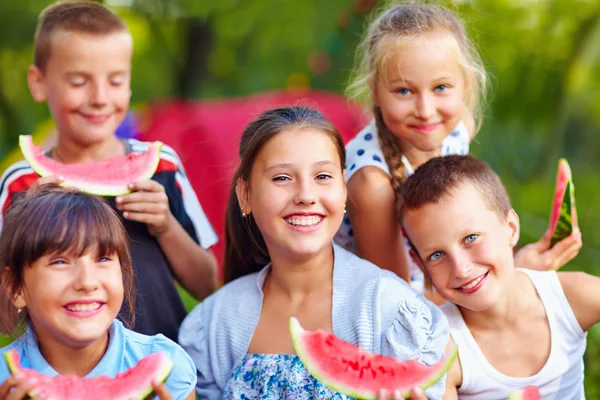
(398, 154, 593, 399)
(0, 0, 218, 342)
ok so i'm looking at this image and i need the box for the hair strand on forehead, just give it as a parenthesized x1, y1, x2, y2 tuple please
(0, 184, 136, 335)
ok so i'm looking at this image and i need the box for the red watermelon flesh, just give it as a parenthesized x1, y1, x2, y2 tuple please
(4, 349, 173, 400)
(289, 317, 457, 399)
(508, 385, 541, 400)
(19, 135, 162, 197)
(549, 158, 578, 246)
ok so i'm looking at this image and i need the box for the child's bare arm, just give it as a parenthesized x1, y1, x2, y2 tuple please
(154, 214, 218, 300)
(443, 339, 460, 400)
(117, 179, 217, 300)
(347, 168, 411, 282)
(558, 271, 600, 331)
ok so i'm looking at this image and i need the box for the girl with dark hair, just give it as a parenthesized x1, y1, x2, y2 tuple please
(180, 106, 450, 400)
(0, 185, 196, 400)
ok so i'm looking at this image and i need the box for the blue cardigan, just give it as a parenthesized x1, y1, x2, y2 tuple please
(179, 244, 450, 399)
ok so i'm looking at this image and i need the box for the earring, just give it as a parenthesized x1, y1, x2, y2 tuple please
(344, 204, 347, 214)
(17, 308, 22, 314)
(241, 208, 247, 217)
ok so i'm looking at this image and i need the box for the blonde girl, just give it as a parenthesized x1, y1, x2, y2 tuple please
(336, 2, 581, 298)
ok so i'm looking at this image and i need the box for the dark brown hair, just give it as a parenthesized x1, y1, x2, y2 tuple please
(0, 184, 135, 335)
(224, 106, 346, 283)
(348, 2, 488, 193)
(34, 0, 129, 71)
(397, 155, 512, 225)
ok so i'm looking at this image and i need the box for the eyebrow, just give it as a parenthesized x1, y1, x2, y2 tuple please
(387, 75, 455, 86)
(64, 70, 130, 77)
(264, 160, 336, 172)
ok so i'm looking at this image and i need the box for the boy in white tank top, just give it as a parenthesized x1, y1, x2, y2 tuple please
(397, 155, 596, 400)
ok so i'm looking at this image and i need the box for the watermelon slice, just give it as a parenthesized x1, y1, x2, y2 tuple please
(4, 349, 173, 400)
(19, 135, 163, 197)
(549, 158, 578, 246)
(289, 317, 457, 399)
(509, 385, 541, 400)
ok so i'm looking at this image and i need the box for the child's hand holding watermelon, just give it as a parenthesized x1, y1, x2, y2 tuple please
(0, 373, 45, 400)
(513, 158, 582, 271)
(128, 379, 176, 400)
(116, 179, 174, 237)
(28, 174, 64, 193)
(514, 228, 582, 271)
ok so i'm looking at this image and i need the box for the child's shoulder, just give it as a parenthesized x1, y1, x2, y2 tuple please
(117, 322, 197, 396)
(344, 119, 391, 182)
(0, 159, 36, 191)
(186, 271, 262, 323)
(120, 322, 188, 360)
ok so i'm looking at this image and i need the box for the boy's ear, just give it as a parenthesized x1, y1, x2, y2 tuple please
(235, 178, 251, 215)
(27, 65, 47, 103)
(506, 209, 520, 247)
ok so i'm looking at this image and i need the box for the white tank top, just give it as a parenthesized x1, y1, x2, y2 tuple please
(334, 119, 470, 293)
(441, 269, 587, 400)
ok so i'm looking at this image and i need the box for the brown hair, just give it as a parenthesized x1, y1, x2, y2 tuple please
(348, 2, 488, 193)
(397, 155, 512, 226)
(0, 184, 135, 335)
(34, 0, 129, 71)
(224, 106, 346, 283)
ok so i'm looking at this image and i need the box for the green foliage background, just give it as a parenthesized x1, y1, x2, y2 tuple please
(1, 0, 600, 395)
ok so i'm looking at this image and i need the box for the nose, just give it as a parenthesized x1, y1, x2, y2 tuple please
(73, 261, 100, 292)
(90, 81, 108, 107)
(293, 177, 317, 205)
(451, 252, 472, 280)
(414, 93, 436, 120)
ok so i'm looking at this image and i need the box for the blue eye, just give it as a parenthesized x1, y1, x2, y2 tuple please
(429, 251, 443, 261)
(397, 88, 411, 96)
(465, 234, 478, 243)
(435, 85, 448, 93)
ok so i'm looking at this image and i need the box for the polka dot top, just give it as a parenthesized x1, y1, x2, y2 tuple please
(334, 119, 470, 293)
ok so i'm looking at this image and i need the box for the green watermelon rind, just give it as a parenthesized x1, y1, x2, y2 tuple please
(4, 350, 42, 398)
(290, 317, 458, 399)
(19, 135, 163, 197)
(4, 349, 174, 400)
(550, 159, 577, 247)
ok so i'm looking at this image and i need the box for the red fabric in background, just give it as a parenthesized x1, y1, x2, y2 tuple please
(140, 90, 369, 278)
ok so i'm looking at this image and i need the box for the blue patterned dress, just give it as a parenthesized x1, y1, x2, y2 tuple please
(222, 354, 354, 399)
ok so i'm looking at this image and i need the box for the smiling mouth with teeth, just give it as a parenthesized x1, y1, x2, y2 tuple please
(65, 303, 102, 312)
(459, 272, 488, 290)
(286, 215, 323, 227)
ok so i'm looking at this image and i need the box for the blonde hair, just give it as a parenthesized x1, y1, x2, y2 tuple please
(347, 1, 488, 192)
